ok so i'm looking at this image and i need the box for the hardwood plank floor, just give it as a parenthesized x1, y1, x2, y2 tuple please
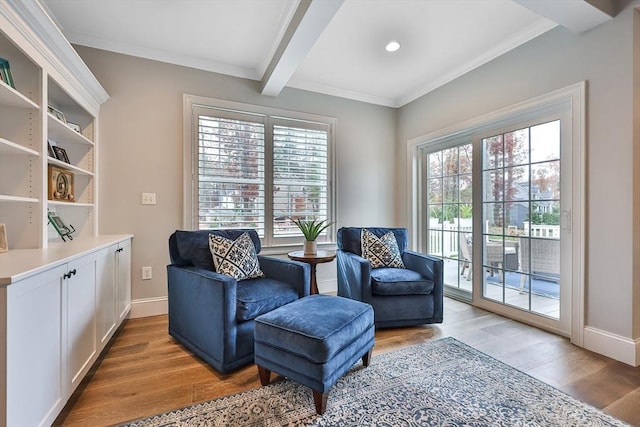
(54, 298, 640, 426)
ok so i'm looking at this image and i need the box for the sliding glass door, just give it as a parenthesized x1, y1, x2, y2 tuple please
(416, 83, 583, 340)
(424, 116, 572, 334)
(426, 143, 473, 300)
(481, 120, 563, 321)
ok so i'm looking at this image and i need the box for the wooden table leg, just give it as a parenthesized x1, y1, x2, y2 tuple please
(310, 263, 318, 295)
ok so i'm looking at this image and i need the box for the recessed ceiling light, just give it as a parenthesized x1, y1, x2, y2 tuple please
(385, 41, 400, 53)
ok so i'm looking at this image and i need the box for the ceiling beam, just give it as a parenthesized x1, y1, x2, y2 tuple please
(513, 0, 619, 33)
(260, 0, 343, 97)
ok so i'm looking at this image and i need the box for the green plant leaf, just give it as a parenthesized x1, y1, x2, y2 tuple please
(289, 217, 333, 241)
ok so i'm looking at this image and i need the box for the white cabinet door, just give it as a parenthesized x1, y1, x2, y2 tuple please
(6, 264, 66, 427)
(95, 245, 117, 346)
(116, 239, 132, 321)
(64, 253, 97, 393)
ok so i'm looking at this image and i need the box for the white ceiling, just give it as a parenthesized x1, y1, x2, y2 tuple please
(41, 0, 615, 108)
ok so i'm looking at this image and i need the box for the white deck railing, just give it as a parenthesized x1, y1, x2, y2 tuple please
(522, 221, 560, 238)
(429, 219, 559, 257)
(428, 219, 472, 257)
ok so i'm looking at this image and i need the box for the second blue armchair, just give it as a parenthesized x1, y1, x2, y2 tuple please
(336, 227, 443, 328)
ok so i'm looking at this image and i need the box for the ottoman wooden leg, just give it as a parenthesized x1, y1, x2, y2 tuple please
(362, 347, 373, 367)
(257, 365, 271, 386)
(312, 390, 328, 415)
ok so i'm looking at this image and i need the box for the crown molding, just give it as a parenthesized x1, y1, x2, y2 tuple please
(65, 30, 261, 81)
(1, 0, 108, 114)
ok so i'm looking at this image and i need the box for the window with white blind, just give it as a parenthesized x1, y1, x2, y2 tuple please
(272, 120, 329, 238)
(185, 96, 335, 247)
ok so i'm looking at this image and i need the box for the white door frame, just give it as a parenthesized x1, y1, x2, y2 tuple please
(407, 82, 586, 346)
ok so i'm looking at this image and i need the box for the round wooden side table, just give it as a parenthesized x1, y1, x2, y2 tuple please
(287, 250, 336, 295)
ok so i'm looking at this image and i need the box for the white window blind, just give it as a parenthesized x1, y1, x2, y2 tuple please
(273, 121, 329, 237)
(197, 113, 266, 234)
(189, 99, 335, 247)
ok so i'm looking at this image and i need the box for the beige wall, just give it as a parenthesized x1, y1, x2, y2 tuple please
(397, 5, 637, 339)
(77, 1, 640, 351)
(76, 46, 397, 302)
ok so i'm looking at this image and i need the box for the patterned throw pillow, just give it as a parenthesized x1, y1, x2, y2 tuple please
(209, 232, 265, 281)
(361, 229, 405, 269)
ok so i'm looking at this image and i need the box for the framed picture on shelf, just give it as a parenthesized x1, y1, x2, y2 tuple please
(47, 140, 57, 158)
(67, 122, 81, 133)
(47, 105, 66, 123)
(52, 146, 70, 163)
(48, 165, 75, 202)
(0, 223, 7, 253)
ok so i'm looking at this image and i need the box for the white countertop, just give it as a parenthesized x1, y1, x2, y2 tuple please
(0, 234, 134, 285)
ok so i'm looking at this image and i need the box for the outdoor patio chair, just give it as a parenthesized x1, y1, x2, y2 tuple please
(485, 240, 519, 282)
(459, 232, 473, 280)
(519, 237, 560, 291)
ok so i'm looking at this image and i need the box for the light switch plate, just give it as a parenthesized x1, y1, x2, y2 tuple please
(141, 192, 156, 205)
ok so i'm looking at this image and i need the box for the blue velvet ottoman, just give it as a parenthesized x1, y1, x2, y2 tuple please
(254, 294, 375, 414)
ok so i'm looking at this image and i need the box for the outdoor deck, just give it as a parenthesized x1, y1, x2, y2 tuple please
(443, 258, 560, 319)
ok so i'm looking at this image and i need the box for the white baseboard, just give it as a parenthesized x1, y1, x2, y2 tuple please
(583, 326, 640, 366)
(316, 277, 337, 295)
(130, 296, 168, 318)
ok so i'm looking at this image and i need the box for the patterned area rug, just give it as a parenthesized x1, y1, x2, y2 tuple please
(121, 337, 628, 427)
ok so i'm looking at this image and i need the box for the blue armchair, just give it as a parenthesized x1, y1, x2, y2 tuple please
(336, 227, 443, 328)
(167, 229, 310, 373)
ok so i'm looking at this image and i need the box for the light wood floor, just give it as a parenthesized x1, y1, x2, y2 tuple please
(54, 297, 640, 426)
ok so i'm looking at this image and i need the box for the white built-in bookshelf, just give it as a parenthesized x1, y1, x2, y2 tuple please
(0, 3, 132, 426)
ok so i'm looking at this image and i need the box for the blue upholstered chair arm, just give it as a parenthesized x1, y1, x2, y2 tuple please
(166, 265, 239, 360)
(402, 250, 444, 319)
(167, 265, 237, 322)
(258, 256, 311, 297)
(402, 250, 443, 282)
(336, 249, 372, 302)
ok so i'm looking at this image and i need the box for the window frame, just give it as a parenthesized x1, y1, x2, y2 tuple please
(183, 94, 337, 250)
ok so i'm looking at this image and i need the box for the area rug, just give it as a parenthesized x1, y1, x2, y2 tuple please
(121, 337, 627, 427)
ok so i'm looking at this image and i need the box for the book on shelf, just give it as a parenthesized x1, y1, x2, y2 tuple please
(0, 57, 15, 89)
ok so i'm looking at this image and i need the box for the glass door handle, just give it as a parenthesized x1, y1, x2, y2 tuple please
(561, 209, 571, 232)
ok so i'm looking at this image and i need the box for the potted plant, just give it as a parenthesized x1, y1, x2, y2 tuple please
(290, 217, 332, 255)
